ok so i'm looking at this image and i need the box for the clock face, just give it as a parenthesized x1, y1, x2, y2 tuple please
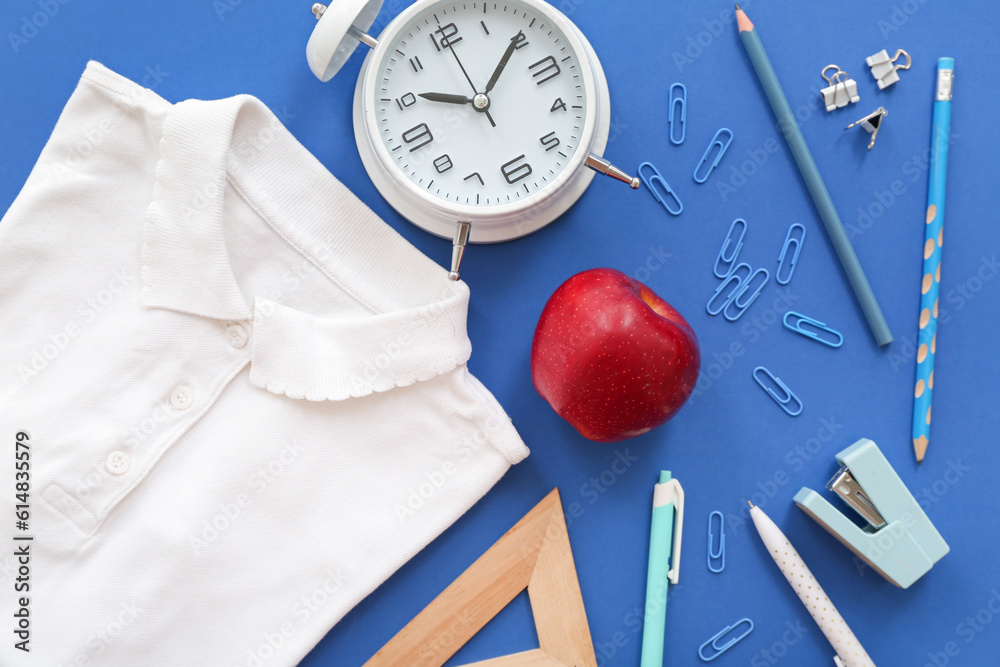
(368, 0, 592, 209)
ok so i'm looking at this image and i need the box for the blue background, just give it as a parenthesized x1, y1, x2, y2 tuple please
(2, 0, 998, 665)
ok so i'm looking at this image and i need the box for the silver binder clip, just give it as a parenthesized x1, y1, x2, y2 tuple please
(845, 107, 888, 151)
(866, 49, 911, 89)
(820, 65, 860, 112)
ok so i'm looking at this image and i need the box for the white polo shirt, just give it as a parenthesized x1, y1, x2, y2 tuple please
(0, 62, 528, 666)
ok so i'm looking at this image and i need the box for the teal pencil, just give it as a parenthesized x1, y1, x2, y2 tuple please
(912, 58, 954, 464)
(735, 6, 893, 346)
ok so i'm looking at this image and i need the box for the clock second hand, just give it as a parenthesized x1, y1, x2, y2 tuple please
(438, 26, 496, 128)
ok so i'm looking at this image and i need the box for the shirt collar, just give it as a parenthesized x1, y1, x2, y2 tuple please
(139, 86, 472, 400)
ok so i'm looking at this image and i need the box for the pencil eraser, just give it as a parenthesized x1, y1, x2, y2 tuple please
(938, 57, 955, 70)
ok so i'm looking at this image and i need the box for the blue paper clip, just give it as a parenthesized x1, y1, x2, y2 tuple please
(753, 366, 803, 417)
(669, 83, 687, 145)
(693, 128, 733, 184)
(638, 162, 683, 216)
(707, 510, 725, 573)
(783, 311, 844, 348)
(714, 218, 747, 278)
(698, 618, 754, 661)
(776, 223, 806, 285)
(706, 263, 751, 316)
(723, 268, 768, 322)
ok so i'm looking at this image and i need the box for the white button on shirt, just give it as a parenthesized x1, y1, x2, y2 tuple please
(0, 62, 528, 666)
(226, 322, 249, 348)
(104, 450, 130, 475)
(169, 385, 194, 410)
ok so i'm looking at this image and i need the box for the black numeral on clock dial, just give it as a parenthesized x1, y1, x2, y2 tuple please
(402, 123, 434, 152)
(513, 32, 529, 50)
(433, 154, 453, 173)
(409, 56, 423, 72)
(550, 97, 567, 112)
(529, 56, 561, 85)
(431, 23, 462, 50)
(395, 93, 416, 110)
(539, 131, 560, 152)
(501, 154, 533, 184)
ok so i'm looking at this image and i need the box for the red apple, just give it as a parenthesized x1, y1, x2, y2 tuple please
(531, 268, 700, 442)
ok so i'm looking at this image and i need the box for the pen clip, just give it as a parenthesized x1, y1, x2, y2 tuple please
(658, 478, 684, 584)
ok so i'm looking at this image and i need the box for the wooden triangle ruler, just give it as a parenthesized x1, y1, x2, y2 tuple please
(364, 488, 597, 667)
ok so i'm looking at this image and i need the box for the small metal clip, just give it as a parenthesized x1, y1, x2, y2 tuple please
(820, 65, 860, 112)
(698, 618, 754, 661)
(638, 162, 683, 216)
(706, 263, 751, 316)
(693, 128, 733, 184)
(845, 107, 888, 151)
(707, 510, 725, 573)
(866, 48, 911, 89)
(714, 218, 747, 279)
(783, 311, 844, 348)
(669, 83, 687, 145)
(753, 366, 803, 417)
(776, 223, 806, 284)
(723, 268, 768, 322)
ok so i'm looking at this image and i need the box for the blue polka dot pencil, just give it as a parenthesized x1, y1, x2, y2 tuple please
(734, 5, 893, 346)
(913, 58, 954, 464)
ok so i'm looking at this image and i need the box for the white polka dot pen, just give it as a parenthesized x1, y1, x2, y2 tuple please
(749, 503, 875, 667)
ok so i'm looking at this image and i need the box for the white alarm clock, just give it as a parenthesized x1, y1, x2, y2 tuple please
(307, 0, 638, 278)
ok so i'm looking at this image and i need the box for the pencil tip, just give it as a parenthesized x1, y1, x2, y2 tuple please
(747, 501, 754, 508)
(735, 5, 753, 31)
(735, 3, 740, 8)
(913, 436, 928, 464)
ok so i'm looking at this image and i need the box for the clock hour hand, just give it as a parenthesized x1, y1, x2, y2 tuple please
(418, 92, 473, 105)
(484, 31, 523, 94)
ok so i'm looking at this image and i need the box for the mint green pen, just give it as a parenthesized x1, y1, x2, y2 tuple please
(641, 471, 684, 666)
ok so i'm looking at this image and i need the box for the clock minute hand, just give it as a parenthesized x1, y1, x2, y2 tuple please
(484, 31, 523, 94)
(418, 92, 473, 105)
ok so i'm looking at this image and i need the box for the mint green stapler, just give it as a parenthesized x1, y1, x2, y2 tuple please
(793, 438, 949, 589)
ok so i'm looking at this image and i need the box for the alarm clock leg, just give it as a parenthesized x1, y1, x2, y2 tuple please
(449, 221, 472, 281)
(585, 154, 641, 189)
